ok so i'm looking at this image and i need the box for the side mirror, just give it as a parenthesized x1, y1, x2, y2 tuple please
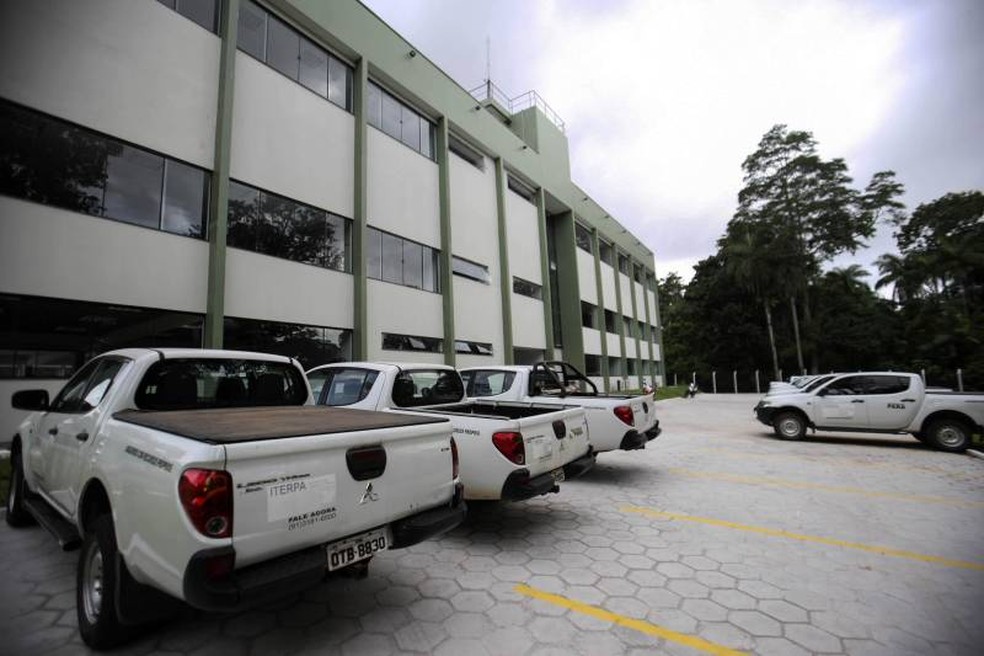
(12, 389, 50, 411)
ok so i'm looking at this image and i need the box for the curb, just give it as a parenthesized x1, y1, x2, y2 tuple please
(967, 448, 984, 460)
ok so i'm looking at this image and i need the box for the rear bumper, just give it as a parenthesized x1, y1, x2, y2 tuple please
(182, 487, 466, 612)
(644, 420, 662, 441)
(563, 449, 596, 479)
(620, 430, 646, 450)
(500, 468, 561, 501)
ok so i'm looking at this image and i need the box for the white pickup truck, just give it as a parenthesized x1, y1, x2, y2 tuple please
(306, 362, 595, 501)
(753, 371, 984, 452)
(459, 362, 661, 454)
(6, 349, 465, 649)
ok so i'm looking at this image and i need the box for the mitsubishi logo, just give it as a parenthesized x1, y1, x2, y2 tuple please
(359, 482, 379, 504)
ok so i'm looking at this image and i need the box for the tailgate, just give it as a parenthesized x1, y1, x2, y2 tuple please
(225, 420, 455, 568)
(516, 407, 590, 476)
(629, 394, 657, 431)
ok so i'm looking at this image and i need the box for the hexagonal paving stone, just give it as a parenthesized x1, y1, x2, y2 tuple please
(589, 561, 628, 578)
(657, 562, 695, 579)
(785, 623, 843, 653)
(407, 598, 454, 623)
(637, 587, 682, 609)
(492, 565, 530, 582)
(698, 622, 755, 652)
(680, 555, 719, 571)
(729, 610, 783, 637)
(375, 585, 420, 607)
(392, 621, 447, 652)
(680, 598, 728, 622)
(667, 579, 711, 599)
(417, 578, 461, 599)
(481, 626, 535, 656)
(597, 577, 638, 597)
(695, 570, 736, 589)
(462, 556, 499, 572)
(710, 588, 756, 610)
(527, 616, 579, 644)
(737, 579, 784, 599)
(753, 636, 813, 656)
(451, 590, 495, 613)
(444, 612, 495, 639)
(759, 599, 810, 623)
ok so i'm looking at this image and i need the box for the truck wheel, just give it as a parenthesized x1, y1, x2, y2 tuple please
(77, 514, 129, 649)
(773, 412, 806, 441)
(5, 449, 35, 527)
(925, 419, 971, 453)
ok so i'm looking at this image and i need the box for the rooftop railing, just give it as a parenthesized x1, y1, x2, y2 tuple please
(468, 80, 566, 133)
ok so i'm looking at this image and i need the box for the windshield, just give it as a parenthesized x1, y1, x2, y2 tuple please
(136, 358, 309, 410)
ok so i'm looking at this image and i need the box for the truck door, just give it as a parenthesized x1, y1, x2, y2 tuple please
(862, 375, 921, 430)
(813, 375, 870, 428)
(36, 357, 128, 515)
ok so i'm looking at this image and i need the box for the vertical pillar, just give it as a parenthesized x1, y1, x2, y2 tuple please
(612, 253, 627, 386)
(494, 158, 514, 364)
(592, 228, 610, 392)
(627, 263, 641, 385)
(437, 118, 456, 366)
(535, 189, 555, 360)
(553, 211, 584, 371)
(640, 271, 655, 385)
(204, 0, 240, 347)
(351, 57, 369, 360)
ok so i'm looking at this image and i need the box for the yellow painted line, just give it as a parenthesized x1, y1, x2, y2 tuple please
(667, 467, 984, 508)
(622, 506, 984, 571)
(514, 583, 748, 656)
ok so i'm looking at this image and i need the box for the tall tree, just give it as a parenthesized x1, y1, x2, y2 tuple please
(733, 124, 904, 371)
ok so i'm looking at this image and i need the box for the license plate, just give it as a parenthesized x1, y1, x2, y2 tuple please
(326, 528, 387, 571)
(550, 467, 566, 484)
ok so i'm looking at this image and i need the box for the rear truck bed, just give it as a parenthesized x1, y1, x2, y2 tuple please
(114, 405, 466, 611)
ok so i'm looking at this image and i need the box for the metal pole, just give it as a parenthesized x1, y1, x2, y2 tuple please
(779, 368, 783, 383)
(921, 369, 926, 384)
(755, 369, 760, 394)
(733, 370, 738, 393)
(957, 369, 964, 392)
(712, 371, 717, 394)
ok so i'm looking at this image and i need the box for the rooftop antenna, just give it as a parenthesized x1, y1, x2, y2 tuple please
(485, 36, 491, 99)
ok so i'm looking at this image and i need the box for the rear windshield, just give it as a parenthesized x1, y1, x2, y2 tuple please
(135, 359, 309, 410)
(392, 369, 464, 407)
(460, 370, 515, 397)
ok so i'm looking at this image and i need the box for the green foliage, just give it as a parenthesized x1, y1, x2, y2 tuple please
(660, 124, 983, 389)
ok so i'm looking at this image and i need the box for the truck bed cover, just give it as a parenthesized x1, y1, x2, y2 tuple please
(114, 406, 448, 444)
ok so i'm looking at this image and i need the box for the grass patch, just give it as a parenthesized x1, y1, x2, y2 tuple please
(656, 385, 687, 400)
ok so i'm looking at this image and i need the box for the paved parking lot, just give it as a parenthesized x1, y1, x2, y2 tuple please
(2, 393, 982, 655)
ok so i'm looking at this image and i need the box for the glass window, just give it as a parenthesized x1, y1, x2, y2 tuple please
(103, 144, 164, 230)
(367, 82, 383, 129)
(298, 36, 328, 97)
(618, 253, 631, 275)
(366, 227, 382, 279)
(584, 355, 602, 377)
(608, 356, 623, 376)
(455, 341, 493, 356)
(575, 223, 593, 253)
(627, 359, 638, 376)
(821, 376, 866, 396)
(175, 0, 217, 32)
(227, 181, 260, 251)
(266, 15, 299, 80)
(401, 106, 421, 150)
(328, 56, 351, 109)
(381, 93, 402, 139)
(81, 359, 126, 411)
(423, 246, 439, 292)
(599, 240, 614, 266)
(604, 309, 617, 333)
(382, 333, 443, 354)
(420, 120, 434, 160)
(461, 370, 514, 396)
(256, 191, 296, 261)
(162, 159, 207, 238)
(224, 317, 352, 369)
(381, 232, 403, 284)
(512, 277, 542, 300)
(864, 375, 910, 395)
(237, 0, 267, 60)
(325, 213, 349, 272)
(581, 302, 597, 329)
(452, 256, 490, 284)
(390, 369, 462, 407)
(403, 240, 423, 289)
(315, 368, 379, 406)
(50, 358, 103, 413)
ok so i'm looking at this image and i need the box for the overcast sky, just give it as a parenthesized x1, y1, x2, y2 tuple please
(361, 0, 984, 283)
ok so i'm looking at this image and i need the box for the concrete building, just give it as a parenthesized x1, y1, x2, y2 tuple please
(0, 0, 665, 433)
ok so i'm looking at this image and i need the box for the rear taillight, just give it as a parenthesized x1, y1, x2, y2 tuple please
(450, 437, 460, 479)
(614, 405, 634, 426)
(492, 431, 525, 465)
(347, 445, 387, 480)
(179, 469, 233, 539)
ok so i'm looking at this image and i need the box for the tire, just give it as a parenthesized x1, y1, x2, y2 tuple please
(5, 449, 35, 527)
(925, 418, 971, 453)
(77, 514, 130, 649)
(773, 411, 806, 441)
